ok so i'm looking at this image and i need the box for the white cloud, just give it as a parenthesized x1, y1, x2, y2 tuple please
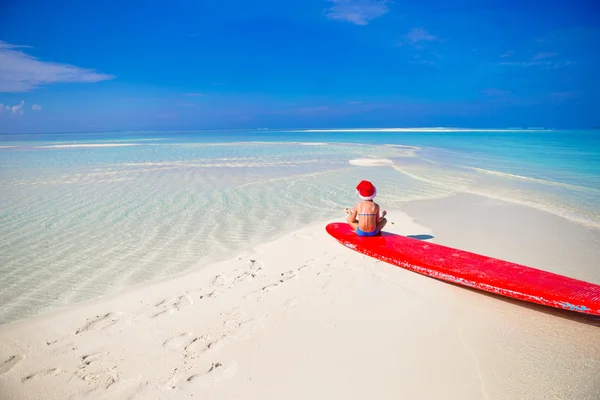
(325, 0, 390, 25)
(0, 42, 32, 50)
(0, 41, 115, 92)
(32, 104, 42, 111)
(551, 91, 578, 103)
(0, 100, 25, 115)
(500, 59, 574, 69)
(500, 61, 551, 67)
(410, 54, 436, 65)
(500, 51, 513, 58)
(183, 93, 203, 97)
(404, 28, 437, 45)
(532, 52, 557, 60)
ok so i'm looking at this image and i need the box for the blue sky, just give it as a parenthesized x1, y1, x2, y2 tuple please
(0, 0, 598, 133)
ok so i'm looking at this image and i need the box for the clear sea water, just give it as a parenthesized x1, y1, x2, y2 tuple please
(1, 129, 599, 324)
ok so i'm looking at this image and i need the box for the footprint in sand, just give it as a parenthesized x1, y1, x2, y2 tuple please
(261, 269, 300, 292)
(222, 317, 267, 342)
(163, 333, 195, 351)
(233, 259, 266, 284)
(0, 354, 23, 375)
(199, 290, 217, 300)
(249, 259, 264, 272)
(212, 274, 227, 287)
(280, 270, 298, 280)
(177, 332, 228, 357)
(69, 350, 120, 396)
(184, 336, 209, 353)
(80, 352, 107, 367)
(75, 312, 121, 335)
(152, 295, 193, 318)
(236, 318, 266, 336)
(73, 358, 119, 395)
(76, 370, 118, 392)
(233, 271, 255, 284)
(22, 367, 64, 383)
(186, 361, 238, 387)
(184, 316, 266, 358)
(201, 337, 226, 353)
(162, 361, 234, 391)
(196, 275, 228, 299)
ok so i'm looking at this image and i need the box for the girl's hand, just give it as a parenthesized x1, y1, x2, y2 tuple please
(381, 210, 387, 218)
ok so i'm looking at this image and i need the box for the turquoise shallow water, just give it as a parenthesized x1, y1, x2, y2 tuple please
(1, 129, 599, 324)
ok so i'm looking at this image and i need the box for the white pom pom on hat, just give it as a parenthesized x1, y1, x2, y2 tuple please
(356, 180, 376, 200)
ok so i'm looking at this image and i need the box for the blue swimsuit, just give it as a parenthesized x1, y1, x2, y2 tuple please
(356, 212, 379, 237)
(356, 227, 379, 237)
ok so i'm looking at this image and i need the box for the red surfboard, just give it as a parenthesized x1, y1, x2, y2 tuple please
(326, 223, 600, 316)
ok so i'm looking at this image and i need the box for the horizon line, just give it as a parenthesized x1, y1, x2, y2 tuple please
(3, 126, 592, 136)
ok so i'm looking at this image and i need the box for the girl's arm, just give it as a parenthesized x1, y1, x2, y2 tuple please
(376, 205, 386, 223)
(347, 205, 358, 224)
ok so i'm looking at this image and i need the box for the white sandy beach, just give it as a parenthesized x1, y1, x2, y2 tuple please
(1, 194, 599, 400)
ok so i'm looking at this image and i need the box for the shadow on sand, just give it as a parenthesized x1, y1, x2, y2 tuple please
(406, 234, 435, 241)
(451, 282, 600, 328)
(378, 232, 598, 327)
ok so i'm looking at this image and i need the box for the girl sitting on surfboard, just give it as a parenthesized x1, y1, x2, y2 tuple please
(345, 180, 387, 237)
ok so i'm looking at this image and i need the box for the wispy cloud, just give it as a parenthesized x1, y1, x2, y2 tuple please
(500, 60, 574, 69)
(0, 100, 25, 115)
(500, 60, 550, 67)
(500, 51, 513, 58)
(409, 51, 442, 66)
(409, 55, 436, 66)
(32, 104, 42, 111)
(182, 93, 203, 97)
(532, 52, 558, 60)
(499, 51, 573, 69)
(0, 41, 115, 92)
(0, 42, 32, 50)
(533, 38, 556, 45)
(403, 28, 437, 45)
(325, 0, 390, 25)
(550, 91, 579, 103)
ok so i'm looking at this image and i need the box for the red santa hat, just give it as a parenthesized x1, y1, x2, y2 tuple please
(356, 180, 376, 200)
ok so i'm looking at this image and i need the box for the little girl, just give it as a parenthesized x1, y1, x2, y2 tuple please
(345, 180, 387, 236)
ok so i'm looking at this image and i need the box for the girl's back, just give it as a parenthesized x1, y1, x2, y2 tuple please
(357, 200, 379, 232)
